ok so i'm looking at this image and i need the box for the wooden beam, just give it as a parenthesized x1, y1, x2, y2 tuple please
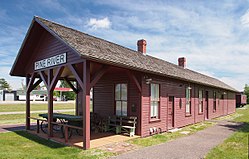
(39, 71, 48, 89)
(47, 69, 53, 137)
(64, 78, 78, 93)
(83, 60, 91, 150)
(49, 66, 64, 91)
(90, 65, 109, 88)
(126, 71, 141, 92)
(26, 75, 31, 130)
(30, 79, 42, 92)
(68, 64, 84, 90)
(27, 73, 36, 93)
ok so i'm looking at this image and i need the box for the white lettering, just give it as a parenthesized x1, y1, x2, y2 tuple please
(34, 53, 67, 70)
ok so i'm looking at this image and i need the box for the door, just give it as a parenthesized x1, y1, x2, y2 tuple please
(5, 93, 14, 101)
(221, 94, 224, 115)
(168, 96, 174, 129)
(205, 91, 209, 119)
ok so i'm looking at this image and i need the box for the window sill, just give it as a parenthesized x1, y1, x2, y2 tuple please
(149, 119, 161, 123)
(185, 114, 192, 117)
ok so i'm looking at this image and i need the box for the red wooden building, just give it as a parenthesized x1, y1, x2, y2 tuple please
(10, 17, 238, 149)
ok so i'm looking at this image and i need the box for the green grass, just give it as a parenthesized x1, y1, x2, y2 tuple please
(0, 131, 115, 159)
(205, 105, 249, 159)
(129, 121, 215, 147)
(0, 103, 75, 112)
(0, 111, 75, 125)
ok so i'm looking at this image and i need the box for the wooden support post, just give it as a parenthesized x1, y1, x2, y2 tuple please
(65, 125, 68, 143)
(37, 120, 40, 133)
(140, 76, 144, 137)
(39, 71, 48, 88)
(48, 69, 53, 137)
(68, 64, 84, 90)
(90, 65, 109, 88)
(64, 78, 78, 93)
(76, 82, 79, 116)
(26, 76, 31, 130)
(126, 71, 141, 92)
(83, 61, 91, 150)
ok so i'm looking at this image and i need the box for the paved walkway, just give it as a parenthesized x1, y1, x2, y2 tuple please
(112, 120, 243, 159)
(0, 109, 74, 115)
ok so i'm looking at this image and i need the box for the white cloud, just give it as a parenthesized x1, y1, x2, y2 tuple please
(241, 9, 249, 27)
(87, 17, 111, 29)
(1, 0, 249, 91)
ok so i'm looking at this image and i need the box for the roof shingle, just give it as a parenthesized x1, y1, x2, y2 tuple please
(35, 16, 237, 92)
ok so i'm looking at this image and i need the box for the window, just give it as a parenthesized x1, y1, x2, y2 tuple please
(150, 83, 160, 119)
(198, 89, 203, 113)
(90, 88, 93, 112)
(115, 84, 127, 116)
(213, 91, 216, 112)
(186, 87, 191, 114)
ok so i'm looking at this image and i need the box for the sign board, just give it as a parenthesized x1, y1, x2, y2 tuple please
(34, 53, 67, 70)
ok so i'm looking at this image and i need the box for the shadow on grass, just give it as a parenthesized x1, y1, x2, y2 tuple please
(13, 130, 66, 149)
(2, 124, 36, 132)
(219, 121, 249, 133)
(237, 122, 249, 132)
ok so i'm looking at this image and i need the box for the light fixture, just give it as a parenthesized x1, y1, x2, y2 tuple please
(223, 92, 227, 95)
(146, 78, 152, 85)
(187, 86, 192, 90)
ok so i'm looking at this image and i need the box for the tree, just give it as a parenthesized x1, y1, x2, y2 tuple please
(0, 78, 10, 90)
(243, 84, 249, 103)
(59, 80, 76, 100)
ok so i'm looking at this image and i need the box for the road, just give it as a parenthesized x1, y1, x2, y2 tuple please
(0, 109, 75, 115)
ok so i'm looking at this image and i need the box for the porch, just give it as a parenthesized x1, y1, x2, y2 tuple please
(27, 128, 139, 148)
(25, 60, 142, 149)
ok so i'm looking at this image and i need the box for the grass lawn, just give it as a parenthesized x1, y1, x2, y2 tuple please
(0, 111, 75, 125)
(0, 131, 115, 159)
(129, 121, 215, 147)
(205, 105, 249, 159)
(0, 103, 75, 112)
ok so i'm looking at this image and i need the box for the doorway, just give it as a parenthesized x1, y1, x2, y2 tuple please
(205, 91, 209, 119)
(168, 96, 175, 129)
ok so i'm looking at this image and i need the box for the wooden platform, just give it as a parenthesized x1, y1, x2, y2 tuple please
(28, 129, 139, 148)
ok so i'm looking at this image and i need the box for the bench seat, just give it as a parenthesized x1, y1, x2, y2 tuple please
(108, 116, 137, 137)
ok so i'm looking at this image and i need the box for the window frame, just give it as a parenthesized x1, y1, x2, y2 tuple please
(198, 89, 203, 114)
(213, 91, 217, 112)
(150, 83, 160, 120)
(115, 83, 128, 116)
(185, 86, 191, 116)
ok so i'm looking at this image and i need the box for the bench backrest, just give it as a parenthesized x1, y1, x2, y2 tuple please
(109, 116, 137, 127)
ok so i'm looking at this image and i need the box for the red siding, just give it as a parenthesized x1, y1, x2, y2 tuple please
(93, 70, 141, 135)
(25, 30, 82, 73)
(139, 75, 236, 137)
(90, 67, 236, 137)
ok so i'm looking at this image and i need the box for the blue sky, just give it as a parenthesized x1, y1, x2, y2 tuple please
(0, 0, 249, 91)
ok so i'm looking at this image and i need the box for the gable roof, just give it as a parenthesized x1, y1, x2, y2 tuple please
(11, 16, 238, 92)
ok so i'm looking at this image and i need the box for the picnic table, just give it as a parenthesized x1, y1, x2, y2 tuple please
(39, 113, 82, 122)
(38, 113, 83, 136)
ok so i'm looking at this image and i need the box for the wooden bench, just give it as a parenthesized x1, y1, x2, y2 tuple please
(28, 117, 47, 133)
(64, 124, 83, 143)
(108, 116, 137, 137)
(29, 117, 65, 135)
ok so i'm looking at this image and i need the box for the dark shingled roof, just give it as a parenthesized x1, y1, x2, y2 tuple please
(35, 16, 237, 92)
